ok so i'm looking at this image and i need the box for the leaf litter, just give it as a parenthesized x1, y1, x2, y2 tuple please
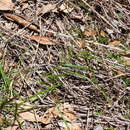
(0, 0, 130, 129)
(6, 102, 79, 129)
(3, 13, 39, 32)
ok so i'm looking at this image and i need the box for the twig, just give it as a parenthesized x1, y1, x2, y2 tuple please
(81, 0, 120, 33)
(105, 73, 130, 81)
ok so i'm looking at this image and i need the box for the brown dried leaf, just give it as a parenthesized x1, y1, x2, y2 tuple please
(109, 40, 121, 46)
(21, 2, 29, 10)
(123, 57, 130, 66)
(18, 103, 77, 125)
(15, 102, 41, 122)
(40, 103, 77, 124)
(36, 3, 57, 15)
(25, 35, 59, 45)
(19, 111, 41, 122)
(40, 107, 57, 124)
(63, 110, 77, 121)
(60, 103, 77, 121)
(77, 40, 85, 48)
(84, 29, 97, 37)
(3, 13, 39, 32)
(0, 0, 14, 10)
(5, 126, 18, 130)
(77, 40, 94, 51)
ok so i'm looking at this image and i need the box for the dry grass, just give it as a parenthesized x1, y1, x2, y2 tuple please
(0, 0, 130, 129)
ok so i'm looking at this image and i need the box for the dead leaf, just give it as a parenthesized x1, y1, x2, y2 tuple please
(21, 2, 29, 10)
(3, 13, 39, 32)
(0, 0, 14, 10)
(17, 103, 77, 125)
(63, 109, 77, 121)
(40, 107, 57, 124)
(10, 102, 41, 123)
(77, 40, 94, 51)
(84, 29, 97, 37)
(5, 126, 18, 130)
(40, 103, 77, 124)
(123, 57, 130, 66)
(36, 3, 57, 15)
(77, 40, 85, 48)
(56, 103, 77, 122)
(25, 35, 59, 45)
(15, 102, 40, 122)
(19, 111, 41, 122)
(109, 40, 121, 46)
